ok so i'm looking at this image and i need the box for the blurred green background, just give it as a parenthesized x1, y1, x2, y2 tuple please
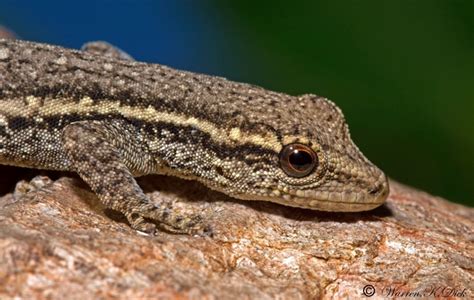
(0, 0, 472, 206)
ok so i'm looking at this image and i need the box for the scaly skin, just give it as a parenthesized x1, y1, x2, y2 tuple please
(0, 39, 389, 234)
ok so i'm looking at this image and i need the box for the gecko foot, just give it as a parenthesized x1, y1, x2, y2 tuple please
(62, 120, 213, 236)
(126, 204, 212, 236)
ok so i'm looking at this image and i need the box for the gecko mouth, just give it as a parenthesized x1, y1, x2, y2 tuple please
(262, 191, 386, 212)
(293, 191, 387, 211)
(233, 182, 389, 212)
(259, 173, 390, 212)
(281, 175, 390, 212)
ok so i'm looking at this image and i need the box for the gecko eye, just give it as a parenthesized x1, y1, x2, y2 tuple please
(279, 144, 318, 178)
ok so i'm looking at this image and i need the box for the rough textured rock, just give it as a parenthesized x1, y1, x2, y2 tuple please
(0, 165, 472, 299)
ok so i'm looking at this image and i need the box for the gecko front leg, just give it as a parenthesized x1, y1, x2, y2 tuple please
(61, 119, 203, 234)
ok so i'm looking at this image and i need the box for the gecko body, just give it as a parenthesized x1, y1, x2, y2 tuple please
(0, 39, 389, 233)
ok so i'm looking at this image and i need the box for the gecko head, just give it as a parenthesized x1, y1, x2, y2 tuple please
(208, 94, 389, 212)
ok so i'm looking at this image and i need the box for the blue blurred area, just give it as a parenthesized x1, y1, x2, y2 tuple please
(0, 1, 472, 206)
(0, 0, 233, 74)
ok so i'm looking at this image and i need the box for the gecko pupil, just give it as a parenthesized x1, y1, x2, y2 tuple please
(289, 150, 312, 170)
(279, 143, 318, 178)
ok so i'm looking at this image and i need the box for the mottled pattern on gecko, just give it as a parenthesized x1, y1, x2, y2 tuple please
(0, 39, 389, 234)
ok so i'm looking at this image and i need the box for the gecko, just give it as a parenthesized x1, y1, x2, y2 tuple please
(0, 39, 389, 234)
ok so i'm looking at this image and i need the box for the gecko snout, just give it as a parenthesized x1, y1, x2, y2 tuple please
(367, 172, 390, 204)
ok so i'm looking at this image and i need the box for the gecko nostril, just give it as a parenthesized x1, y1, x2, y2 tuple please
(369, 184, 382, 195)
(369, 188, 378, 195)
(369, 179, 389, 197)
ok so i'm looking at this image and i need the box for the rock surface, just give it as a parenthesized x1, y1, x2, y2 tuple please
(0, 165, 472, 299)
